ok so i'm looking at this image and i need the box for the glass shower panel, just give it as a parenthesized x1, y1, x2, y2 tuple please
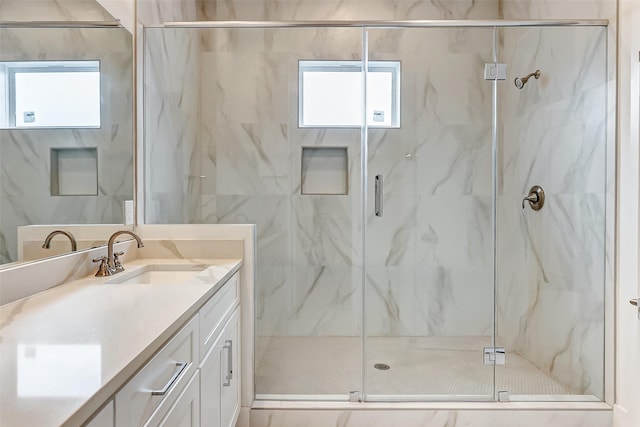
(144, 27, 203, 224)
(363, 27, 496, 400)
(144, 26, 366, 399)
(495, 25, 608, 401)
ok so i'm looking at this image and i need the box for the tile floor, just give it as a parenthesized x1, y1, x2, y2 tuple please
(255, 336, 574, 397)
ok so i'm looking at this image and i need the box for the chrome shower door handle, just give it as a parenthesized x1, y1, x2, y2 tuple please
(375, 175, 383, 217)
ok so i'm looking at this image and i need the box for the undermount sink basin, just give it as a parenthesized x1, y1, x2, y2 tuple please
(105, 264, 209, 285)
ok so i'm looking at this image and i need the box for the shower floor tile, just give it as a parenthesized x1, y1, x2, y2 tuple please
(255, 336, 572, 397)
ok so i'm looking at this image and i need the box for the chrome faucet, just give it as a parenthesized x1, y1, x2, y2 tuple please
(95, 230, 144, 276)
(42, 230, 77, 252)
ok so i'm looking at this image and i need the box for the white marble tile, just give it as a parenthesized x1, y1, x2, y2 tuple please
(288, 266, 361, 336)
(365, 266, 417, 336)
(500, 0, 614, 21)
(367, 129, 417, 197)
(215, 123, 291, 196)
(255, 264, 291, 336)
(416, 266, 493, 336)
(208, 0, 498, 21)
(137, 0, 198, 24)
(143, 28, 201, 224)
(291, 195, 359, 267)
(249, 408, 611, 427)
(0, 0, 114, 21)
(416, 195, 492, 267)
(496, 193, 605, 397)
(416, 126, 493, 196)
(215, 195, 290, 264)
(205, 51, 291, 124)
(365, 192, 417, 267)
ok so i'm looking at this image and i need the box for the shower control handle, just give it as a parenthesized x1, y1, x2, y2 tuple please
(522, 185, 545, 211)
(375, 175, 383, 217)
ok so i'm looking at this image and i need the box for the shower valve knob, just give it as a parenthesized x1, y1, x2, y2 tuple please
(522, 185, 545, 211)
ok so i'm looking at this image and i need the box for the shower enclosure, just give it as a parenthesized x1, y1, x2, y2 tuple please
(143, 21, 610, 402)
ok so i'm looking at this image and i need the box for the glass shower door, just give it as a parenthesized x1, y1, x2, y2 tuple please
(362, 27, 497, 400)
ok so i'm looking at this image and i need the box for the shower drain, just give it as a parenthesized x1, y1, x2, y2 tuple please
(374, 363, 390, 371)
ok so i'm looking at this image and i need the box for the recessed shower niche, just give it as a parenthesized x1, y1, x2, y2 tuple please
(301, 146, 348, 195)
(50, 147, 98, 196)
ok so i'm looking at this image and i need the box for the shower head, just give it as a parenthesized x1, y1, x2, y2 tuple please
(514, 69, 542, 89)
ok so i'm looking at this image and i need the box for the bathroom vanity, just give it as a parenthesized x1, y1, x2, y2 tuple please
(0, 225, 255, 427)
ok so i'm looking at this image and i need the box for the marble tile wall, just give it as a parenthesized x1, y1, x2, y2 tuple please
(142, 0, 613, 399)
(196, 26, 365, 337)
(143, 27, 202, 224)
(495, 24, 609, 397)
(0, 0, 113, 21)
(0, 27, 133, 263)
(139, 0, 201, 225)
(198, 0, 499, 21)
(180, 21, 498, 338)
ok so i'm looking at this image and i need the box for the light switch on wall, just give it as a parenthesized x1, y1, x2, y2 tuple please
(124, 200, 134, 225)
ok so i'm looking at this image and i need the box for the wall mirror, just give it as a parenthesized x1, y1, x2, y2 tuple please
(0, 23, 134, 267)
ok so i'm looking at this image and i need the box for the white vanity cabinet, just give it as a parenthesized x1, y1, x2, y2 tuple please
(200, 308, 240, 427)
(89, 271, 241, 427)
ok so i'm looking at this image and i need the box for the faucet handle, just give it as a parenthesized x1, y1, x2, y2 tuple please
(522, 185, 545, 211)
(113, 251, 125, 273)
(92, 256, 112, 277)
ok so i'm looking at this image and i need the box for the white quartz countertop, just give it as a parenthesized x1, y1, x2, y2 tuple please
(0, 258, 242, 427)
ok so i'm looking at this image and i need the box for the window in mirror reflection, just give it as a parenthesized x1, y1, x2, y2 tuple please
(0, 60, 101, 128)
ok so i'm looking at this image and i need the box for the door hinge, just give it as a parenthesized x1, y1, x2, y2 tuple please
(483, 347, 506, 365)
(484, 63, 507, 80)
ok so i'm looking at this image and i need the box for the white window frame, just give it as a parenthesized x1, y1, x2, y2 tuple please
(298, 60, 401, 128)
(0, 60, 101, 129)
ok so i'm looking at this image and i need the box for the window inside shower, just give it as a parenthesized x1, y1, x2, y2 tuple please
(298, 60, 400, 127)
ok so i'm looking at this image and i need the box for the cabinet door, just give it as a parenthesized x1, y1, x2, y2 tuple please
(157, 372, 200, 427)
(220, 309, 240, 427)
(200, 331, 222, 427)
(85, 400, 113, 427)
(200, 308, 240, 427)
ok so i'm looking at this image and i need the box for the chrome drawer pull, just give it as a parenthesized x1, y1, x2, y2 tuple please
(151, 361, 187, 396)
(223, 340, 233, 387)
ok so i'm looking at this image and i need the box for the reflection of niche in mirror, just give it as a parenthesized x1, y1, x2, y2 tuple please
(0, 26, 133, 265)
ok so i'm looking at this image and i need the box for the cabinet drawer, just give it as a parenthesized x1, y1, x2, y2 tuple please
(199, 273, 238, 362)
(115, 315, 199, 427)
(155, 371, 200, 427)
